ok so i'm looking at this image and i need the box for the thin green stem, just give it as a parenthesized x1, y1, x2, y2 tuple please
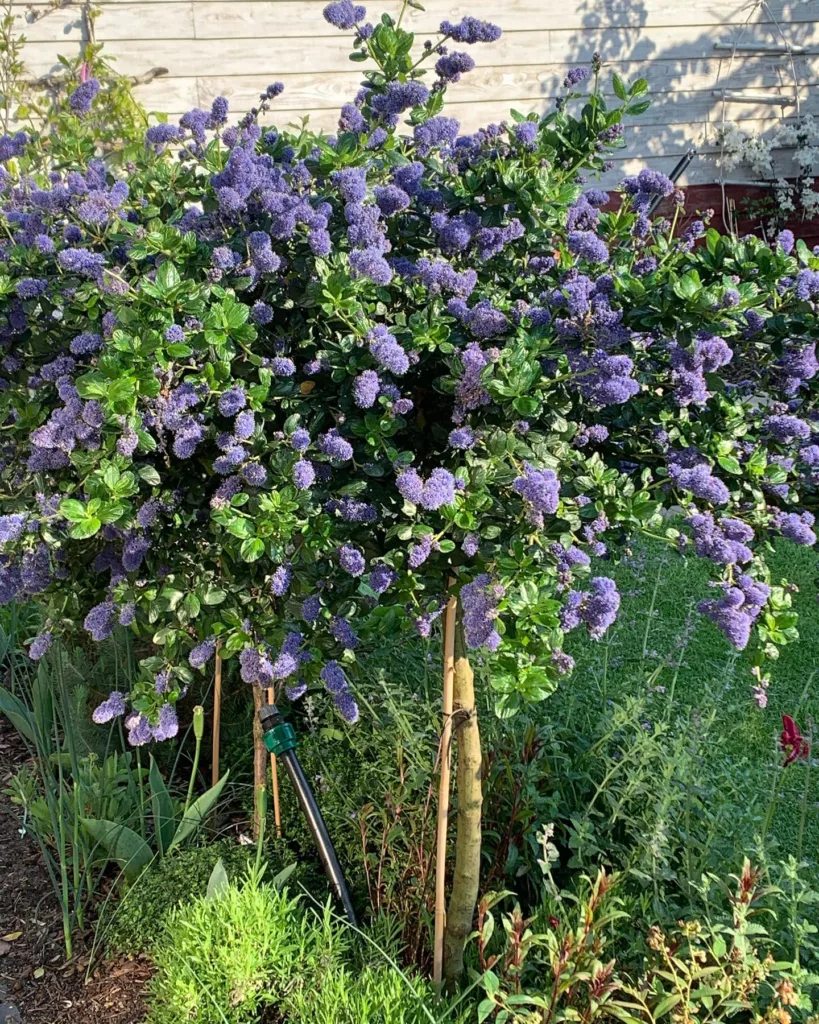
(184, 726, 203, 815)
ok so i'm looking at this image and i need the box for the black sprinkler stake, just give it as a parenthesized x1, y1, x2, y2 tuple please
(258, 702, 358, 927)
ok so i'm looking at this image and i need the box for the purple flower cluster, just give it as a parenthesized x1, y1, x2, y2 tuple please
(698, 575, 770, 650)
(668, 460, 730, 505)
(559, 576, 620, 640)
(320, 660, 359, 723)
(686, 512, 754, 565)
(461, 574, 504, 650)
(513, 462, 560, 528)
(396, 466, 457, 510)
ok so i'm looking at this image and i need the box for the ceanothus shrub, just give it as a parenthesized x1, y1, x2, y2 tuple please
(0, 2, 814, 741)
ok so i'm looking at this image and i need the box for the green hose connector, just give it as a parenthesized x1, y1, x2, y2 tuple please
(263, 721, 297, 757)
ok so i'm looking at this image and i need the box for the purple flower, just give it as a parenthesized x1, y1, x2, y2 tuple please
(218, 386, 246, 416)
(291, 428, 311, 451)
(353, 370, 380, 408)
(778, 511, 816, 546)
(323, 0, 366, 29)
(513, 462, 560, 528)
(69, 77, 101, 115)
(396, 467, 424, 504)
(333, 690, 359, 724)
(420, 468, 456, 510)
(514, 121, 538, 147)
(302, 595, 321, 622)
(349, 246, 393, 285)
(698, 574, 769, 650)
(70, 332, 103, 356)
(414, 117, 460, 154)
(765, 415, 811, 444)
(92, 690, 126, 724)
(461, 574, 504, 650)
(318, 428, 354, 462)
(440, 16, 502, 43)
(58, 247, 105, 277)
(16, 278, 48, 299)
(293, 459, 316, 490)
(331, 167, 368, 203)
(126, 712, 153, 746)
(560, 577, 620, 640)
(152, 703, 179, 741)
(0, 513, 26, 545)
(368, 325, 409, 375)
(320, 659, 349, 693)
(28, 631, 53, 660)
(435, 50, 475, 83)
(84, 600, 116, 642)
(408, 534, 435, 568)
(270, 563, 293, 596)
(777, 229, 795, 255)
(164, 324, 185, 343)
(331, 617, 359, 650)
(462, 533, 480, 557)
(338, 544, 366, 576)
(449, 426, 475, 449)
(567, 230, 609, 264)
(368, 563, 396, 594)
(189, 636, 217, 668)
(251, 301, 274, 325)
(668, 460, 730, 505)
(374, 185, 410, 217)
(563, 66, 591, 88)
(271, 357, 296, 377)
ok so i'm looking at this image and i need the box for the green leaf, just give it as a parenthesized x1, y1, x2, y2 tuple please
(82, 819, 153, 882)
(203, 588, 227, 606)
(272, 863, 297, 889)
(59, 499, 87, 523)
(138, 465, 162, 486)
(718, 455, 742, 475)
(169, 771, 229, 851)
(148, 755, 176, 856)
(206, 857, 230, 899)
(240, 537, 265, 562)
(0, 684, 35, 743)
(155, 261, 181, 293)
(69, 517, 102, 539)
(612, 73, 627, 100)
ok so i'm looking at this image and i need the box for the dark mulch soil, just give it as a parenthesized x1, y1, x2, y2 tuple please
(0, 716, 151, 1024)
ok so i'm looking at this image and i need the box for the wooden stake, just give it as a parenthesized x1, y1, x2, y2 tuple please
(211, 646, 223, 789)
(252, 685, 267, 838)
(266, 686, 282, 837)
(433, 585, 457, 987)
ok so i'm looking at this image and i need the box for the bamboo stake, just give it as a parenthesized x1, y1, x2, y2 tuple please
(266, 686, 282, 837)
(252, 685, 267, 838)
(433, 585, 458, 987)
(211, 645, 223, 789)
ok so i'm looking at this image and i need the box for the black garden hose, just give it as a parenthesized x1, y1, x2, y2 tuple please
(258, 702, 358, 927)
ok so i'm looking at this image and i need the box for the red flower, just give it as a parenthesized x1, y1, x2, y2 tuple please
(780, 715, 810, 766)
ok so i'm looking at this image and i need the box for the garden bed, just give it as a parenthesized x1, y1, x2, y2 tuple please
(0, 718, 150, 1024)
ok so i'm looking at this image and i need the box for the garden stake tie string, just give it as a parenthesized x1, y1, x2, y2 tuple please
(433, 582, 458, 986)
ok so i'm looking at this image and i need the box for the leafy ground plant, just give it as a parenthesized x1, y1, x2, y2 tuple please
(146, 863, 469, 1024)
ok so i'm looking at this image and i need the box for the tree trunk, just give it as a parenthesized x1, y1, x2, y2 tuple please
(252, 685, 267, 838)
(443, 618, 482, 984)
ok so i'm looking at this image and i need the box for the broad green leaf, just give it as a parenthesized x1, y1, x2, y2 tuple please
(148, 755, 176, 856)
(0, 684, 35, 743)
(206, 857, 230, 899)
(169, 771, 229, 851)
(82, 819, 153, 882)
(272, 863, 297, 889)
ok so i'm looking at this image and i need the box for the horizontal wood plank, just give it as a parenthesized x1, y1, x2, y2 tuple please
(14, 0, 819, 32)
(16, 34, 819, 79)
